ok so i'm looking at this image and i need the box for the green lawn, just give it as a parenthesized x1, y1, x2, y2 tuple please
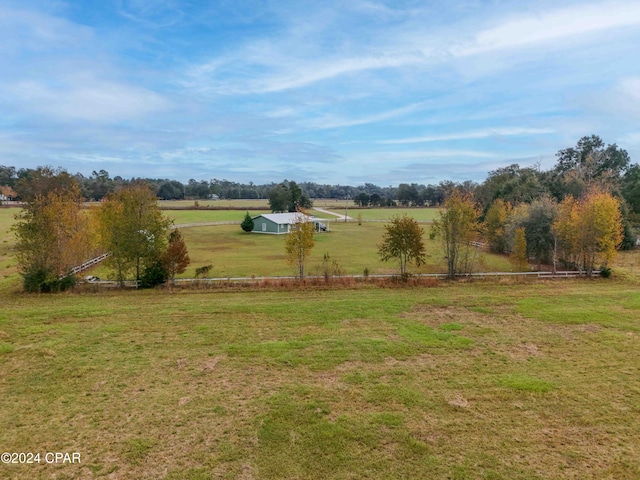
(0, 207, 19, 292)
(158, 199, 358, 210)
(159, 199, 271, 209)
(166, 209, 271, 225)
(350, 207, 442, 222)
(171, 222, 512, 278)
(1, 281, 639, 479)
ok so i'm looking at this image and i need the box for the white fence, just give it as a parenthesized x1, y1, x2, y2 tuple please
(82, 270, 600, 288)
(67, 252, 111, 276)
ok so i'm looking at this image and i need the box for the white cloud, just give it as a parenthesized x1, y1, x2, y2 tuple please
(352, 149, 496, 164)
(116, 0, 185, 27)
(7, 79, 170, 122)
(619, 77, 640, 101)
(205, 52, 426, 95)
(378, 127, 555, 145)
(0, 6, 94, 54)
(455, 2, 640, 56)
(306, 102, 429, 130)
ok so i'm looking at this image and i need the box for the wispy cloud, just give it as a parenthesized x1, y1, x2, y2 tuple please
(5, 78, 170, 122)
(306, 102, 429, 130)
(115, 0, 186, 28)
(2, 1, 639, 184)
(454, 1, 640, 56)
(378, 127, 555, 145)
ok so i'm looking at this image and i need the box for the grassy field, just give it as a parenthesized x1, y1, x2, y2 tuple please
(166, 222, 512, 278)
(0, 207, 19, 292)
(350, 207, 442, 222)
(3, 204, 637, 283)
(166, 210, 271, 225)
(158, 199, 359, 210)
(1, 280, 639, 479)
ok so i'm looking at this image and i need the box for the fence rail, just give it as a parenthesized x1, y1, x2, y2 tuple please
(68, 252, 111, 276)
(83, 270, 600, 288)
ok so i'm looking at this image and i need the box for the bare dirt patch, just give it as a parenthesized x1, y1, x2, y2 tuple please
(203, 354, 227, 372)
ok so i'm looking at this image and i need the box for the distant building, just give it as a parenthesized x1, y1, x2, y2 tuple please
(251, 213, 327, 234)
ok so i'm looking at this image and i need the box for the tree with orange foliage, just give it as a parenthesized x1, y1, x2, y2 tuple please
(13, 182, 91, 291)
(162, 229, 191, 284)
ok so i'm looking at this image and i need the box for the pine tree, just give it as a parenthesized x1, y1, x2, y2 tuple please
(241, 212, 254, 232)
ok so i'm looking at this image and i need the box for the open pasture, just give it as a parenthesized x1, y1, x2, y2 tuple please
(158, 198, 358, 210)
(351, 207, 442, 222)
(159, 199, 270, 209)
(0, 207, 19, 291)
(176, 222, 512, 278)
(166, 209, 271, 225)
(1, 281, 639, 479)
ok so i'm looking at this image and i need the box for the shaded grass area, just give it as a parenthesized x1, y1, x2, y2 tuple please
(1, 281, 639, 479)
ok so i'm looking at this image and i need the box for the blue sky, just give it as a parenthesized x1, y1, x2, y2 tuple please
(1, 0, 639, 185)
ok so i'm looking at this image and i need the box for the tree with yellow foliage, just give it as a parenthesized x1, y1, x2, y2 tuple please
(509, 227, 529, 271)
(484, 198, 511, 254)
(284, 209, 315, 279)
(577, 190, 623, 275)
(553, 190, 623, 275)
(13, 182, 91, 292)
(431, 191, 480, 279)
(96, 183, 171, 285)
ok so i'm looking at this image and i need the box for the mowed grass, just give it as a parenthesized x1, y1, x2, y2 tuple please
(162, 206, 440, 225)
(158, 199, 358, 210)
(166, 209, 271, 225)
(0, 207, 20, 292)
(352, 207, 442, 222)
(159, 199, 271, 209)
(176, 222, 512, 278)
(0, 281, 639, 479)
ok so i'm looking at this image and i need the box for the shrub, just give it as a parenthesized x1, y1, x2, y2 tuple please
(195, 264, 213, 278)
(139, 262, 168, 288)
(22, 268, 76, 293)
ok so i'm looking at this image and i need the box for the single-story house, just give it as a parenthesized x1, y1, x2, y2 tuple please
(252, 212, 327, 234)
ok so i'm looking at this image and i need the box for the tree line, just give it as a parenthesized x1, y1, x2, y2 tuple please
(8, 135, 639, 290)
(2, 136, 638, 218)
